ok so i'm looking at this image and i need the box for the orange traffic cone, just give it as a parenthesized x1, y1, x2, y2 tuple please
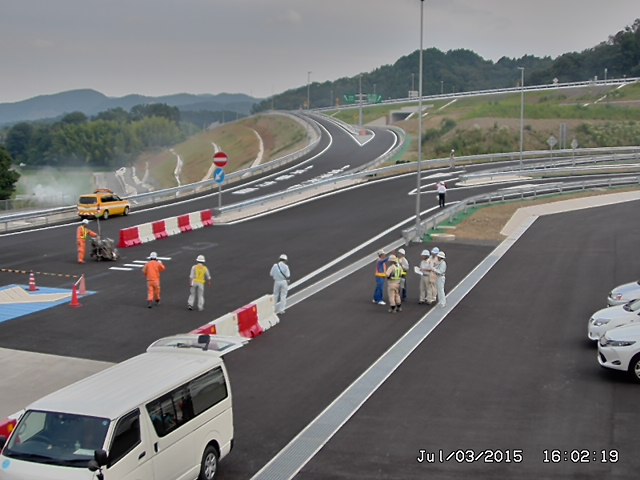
(28, 271, 39, 292)
(70, 284, 81, 308)
(78, 275, 87, 296)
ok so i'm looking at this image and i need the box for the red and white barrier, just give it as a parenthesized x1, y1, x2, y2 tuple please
(190, 294, 279, 340)
(118, 209, 213, 248)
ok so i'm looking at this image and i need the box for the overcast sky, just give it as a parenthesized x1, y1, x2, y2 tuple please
(1, 0, 637, 103)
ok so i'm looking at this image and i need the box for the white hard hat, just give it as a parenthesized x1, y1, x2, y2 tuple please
(398, 248, 406, 255)
(279, 253, 288, 261)
(149, 252, 158, 259)
(82, 219, 89, 224)
(196, 255, 205, 263)
(431, 247, 440, 255)
(421, 249, 430, 256)
(437, 251, 446, 259)
(377, 249, 385, 256)
(388, 254, 397, 262)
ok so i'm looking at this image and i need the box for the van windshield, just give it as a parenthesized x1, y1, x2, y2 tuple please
(3, 410, 110, 468)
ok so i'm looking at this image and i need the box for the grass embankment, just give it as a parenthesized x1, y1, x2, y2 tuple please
(135, 113, 307, 189)
(329, 82, 640, 163)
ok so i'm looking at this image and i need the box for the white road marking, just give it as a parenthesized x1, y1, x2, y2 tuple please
(109, 267, 133, 271)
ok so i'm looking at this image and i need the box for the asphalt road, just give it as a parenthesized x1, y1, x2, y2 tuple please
(1, 118, 639, 480)
(296, 200, 640, 480)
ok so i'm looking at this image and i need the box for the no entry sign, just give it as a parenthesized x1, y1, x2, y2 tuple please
(213, 151, 228, 168)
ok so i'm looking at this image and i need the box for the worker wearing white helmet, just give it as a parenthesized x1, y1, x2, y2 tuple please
(76, 219, 97, 263)
(270, 253, 291, 315)
(433, 250, 447, 307)
(143, 252, 165, 308)
(396, 248, 409, 302)
(385, 254, 403, 313)
(188, 254, 212, 311)
(418, 249, 432, 304)
(426, 247, 441, 304)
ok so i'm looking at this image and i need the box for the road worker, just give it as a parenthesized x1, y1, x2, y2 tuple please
(270, 253, 290, 315)
(418, 249, 431, 304)
(142, 252, 166, 308)
(397, 248, 409, 302)
(76, 219, 98, 264)
(433, 251, 447, 307)
(188, 254, 211, 311)
(385, 254, 403, 313)
(372, 249, 388, 305)
(427, 247, 440, 304)
(449, 149, 456, 169)
(437, 181, 447, 208)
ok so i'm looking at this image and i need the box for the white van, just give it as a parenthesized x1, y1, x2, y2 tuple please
(0, 335, 241, 480)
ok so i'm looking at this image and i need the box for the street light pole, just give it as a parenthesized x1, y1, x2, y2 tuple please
(518, 67, 525, 169)
(306, 71, 312, 109)
(358, 74, 363, 128)
(415, 0, 424, 235)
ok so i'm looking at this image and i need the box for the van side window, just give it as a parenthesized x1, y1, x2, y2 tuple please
(108, 410, 141, 466)
(146, 367, 227, 437)
(190, 367, 228, 415)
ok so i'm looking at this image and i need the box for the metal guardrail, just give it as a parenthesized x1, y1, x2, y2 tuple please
(401, 175, 640, 243)
(314, 77, 640, 113)
(0, 114, 322, 232)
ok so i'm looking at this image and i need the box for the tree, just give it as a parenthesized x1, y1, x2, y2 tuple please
(5, 122, 33, 163)
(0, 146, 20, 200)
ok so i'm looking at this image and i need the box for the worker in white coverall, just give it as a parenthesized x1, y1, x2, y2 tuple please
(188, 254, 211, 311)
(426, 247, 440, 304)
(270, 253, 290, 314)
(418, 249, 431, 304)
(433, 251, 447, 307)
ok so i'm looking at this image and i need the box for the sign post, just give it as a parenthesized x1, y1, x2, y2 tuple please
(213, 151, 228, 210)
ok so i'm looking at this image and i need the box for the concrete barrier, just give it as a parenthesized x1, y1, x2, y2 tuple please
(118, 209, 213, 248)
(254, 294, 280, 330)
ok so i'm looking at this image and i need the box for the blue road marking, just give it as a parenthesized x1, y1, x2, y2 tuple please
(0, 284, 95, 324)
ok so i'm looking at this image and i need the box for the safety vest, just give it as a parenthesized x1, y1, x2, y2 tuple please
(77, 226, 94, 241)
(193, 264, 209, 285)
(390, 264, 403, 281)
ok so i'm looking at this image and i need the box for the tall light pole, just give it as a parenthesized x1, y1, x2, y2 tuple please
(358, 74, 363, 128)
(306, 71, 312, 109)
(518, 67, 525, 169)
(415, 0, 424, 234)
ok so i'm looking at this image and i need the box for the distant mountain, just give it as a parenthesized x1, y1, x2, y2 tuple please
(0, 89, 261, 125)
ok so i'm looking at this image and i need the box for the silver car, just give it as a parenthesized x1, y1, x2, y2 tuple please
(588, 299, 640, 341)
(607, 280, 640, 306)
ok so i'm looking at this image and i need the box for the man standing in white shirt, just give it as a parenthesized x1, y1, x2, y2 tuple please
(270, 253, 291, 314)
(437, 181, 447, 208)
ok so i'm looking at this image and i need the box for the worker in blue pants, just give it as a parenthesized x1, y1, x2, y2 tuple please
(372, 250, 388, 305)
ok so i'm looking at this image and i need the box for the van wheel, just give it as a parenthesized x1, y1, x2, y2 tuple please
(198, 445, 219, 480)
(124, 206, 130, 216)
(102, 210, 110, 220)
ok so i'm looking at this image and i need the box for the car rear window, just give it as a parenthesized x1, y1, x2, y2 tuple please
(78, 196, 97, 205)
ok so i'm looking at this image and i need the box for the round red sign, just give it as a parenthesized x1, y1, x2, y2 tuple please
(213, 151, 228, 168)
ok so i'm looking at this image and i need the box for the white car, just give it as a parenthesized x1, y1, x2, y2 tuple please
(607, 280, 640, 306)
(598, 323, 640, 382)
(588, 298, 640, 341)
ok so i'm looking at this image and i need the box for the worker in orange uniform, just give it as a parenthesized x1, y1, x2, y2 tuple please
(142, 251, 166, 308)
(76, 219, 98, 263)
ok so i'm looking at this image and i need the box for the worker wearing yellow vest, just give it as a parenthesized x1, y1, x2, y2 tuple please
(188, 254, 212, 311)
(76, 219, 98, 263)
(385, 254, 404, 313)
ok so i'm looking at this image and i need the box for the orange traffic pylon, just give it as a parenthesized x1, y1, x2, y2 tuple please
(78, 275, 87, 296)
(28, 271, 39, 292)
(70, 284, 81, 308)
